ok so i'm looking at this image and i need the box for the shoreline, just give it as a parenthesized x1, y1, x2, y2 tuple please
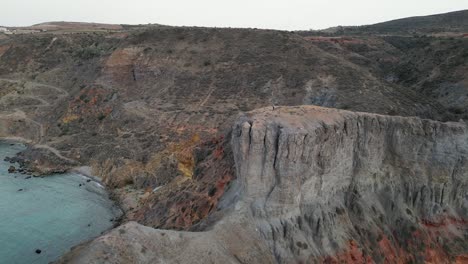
(70, 166, 125, 227)
(0, 141, 124, 263)
(0, 136, 33, 144)
(70, 166, 104, 186)
(0, 137, 126, 227)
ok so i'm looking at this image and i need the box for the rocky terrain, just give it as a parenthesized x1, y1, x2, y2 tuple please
(298, 34, 468, 122)
(0, 9, 467, 263)
(58, 106, 468, 263)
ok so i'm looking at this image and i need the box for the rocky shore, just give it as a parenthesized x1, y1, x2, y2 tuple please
(1, 141, 78, 176)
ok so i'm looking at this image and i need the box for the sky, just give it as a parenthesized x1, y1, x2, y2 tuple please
(1, 0, 468, 30)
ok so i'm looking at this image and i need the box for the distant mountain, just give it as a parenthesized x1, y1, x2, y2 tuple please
(30, 21, 124, 30)
(0, 21, 165, 33)
(305, 9, 468, 35)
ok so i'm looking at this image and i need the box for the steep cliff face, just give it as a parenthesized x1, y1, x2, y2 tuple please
(232, 106, 468, 263)
(58, 106, 468, 263)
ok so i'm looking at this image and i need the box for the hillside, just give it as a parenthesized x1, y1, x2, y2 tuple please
(303, 9, 468, 36)
(304, 34, 468, 121)
(30, 22, 124, 31)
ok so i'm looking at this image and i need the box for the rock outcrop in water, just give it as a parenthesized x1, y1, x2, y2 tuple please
(58, 106, 468, 263)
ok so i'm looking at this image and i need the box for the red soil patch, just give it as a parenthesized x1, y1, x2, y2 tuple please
(133, 135, 235, 230)
(421, 217, 468, 228)
(319, 241, 373, 264)
(316, 216, 468, 264)
(62, 86, 113, 123)
(0, 45, 10, 57)
(105, 48, 140, 67)
(455, 255, 468, 264)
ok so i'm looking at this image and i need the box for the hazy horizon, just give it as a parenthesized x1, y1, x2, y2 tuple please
(1, 0, 468, 30)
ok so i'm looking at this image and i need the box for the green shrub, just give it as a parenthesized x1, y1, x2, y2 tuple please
(97, 113, 107, 121)
(74, 46, 102, 60)
(448, 106, 464, 115)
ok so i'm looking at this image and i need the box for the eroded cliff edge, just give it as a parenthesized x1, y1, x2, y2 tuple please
(233, 106, 468, 263)
(58, 106, 468, 263)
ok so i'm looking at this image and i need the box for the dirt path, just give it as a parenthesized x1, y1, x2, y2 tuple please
(199, 81, 216, 107)
(0, 94, 51, 107)
(0, 78, 77, 163)
(33, 144, 77, 164)
(0, 109, 76, 163)
(0, 109, 45, 141)
(0, 78, 69, 98)
(0, 78, 70, 142)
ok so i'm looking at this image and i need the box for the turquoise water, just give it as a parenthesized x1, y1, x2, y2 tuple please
(0, 140, 122, 264)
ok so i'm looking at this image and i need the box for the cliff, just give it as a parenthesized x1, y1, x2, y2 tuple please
(232, 106, 468, 262)
(58, 106, 468, 263)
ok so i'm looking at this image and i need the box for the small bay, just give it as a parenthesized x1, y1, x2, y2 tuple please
(0, 140, 121, 264)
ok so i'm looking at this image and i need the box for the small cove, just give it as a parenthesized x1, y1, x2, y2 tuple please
(0, 140, 122, 264)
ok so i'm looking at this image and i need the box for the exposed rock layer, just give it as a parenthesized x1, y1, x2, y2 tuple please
(58, 106, 468, 263)
(232, 106, 468, 263)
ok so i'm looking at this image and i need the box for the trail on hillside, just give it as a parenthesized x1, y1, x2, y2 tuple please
(0, 78, 69, 98)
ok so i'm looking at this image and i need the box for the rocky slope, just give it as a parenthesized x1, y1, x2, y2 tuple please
(299, 10, 468, 123)
(301, 34, 468, 121)
(58, 106, 468, 263)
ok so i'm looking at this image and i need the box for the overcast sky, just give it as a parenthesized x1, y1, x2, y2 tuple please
(1, 0, 467, 30)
